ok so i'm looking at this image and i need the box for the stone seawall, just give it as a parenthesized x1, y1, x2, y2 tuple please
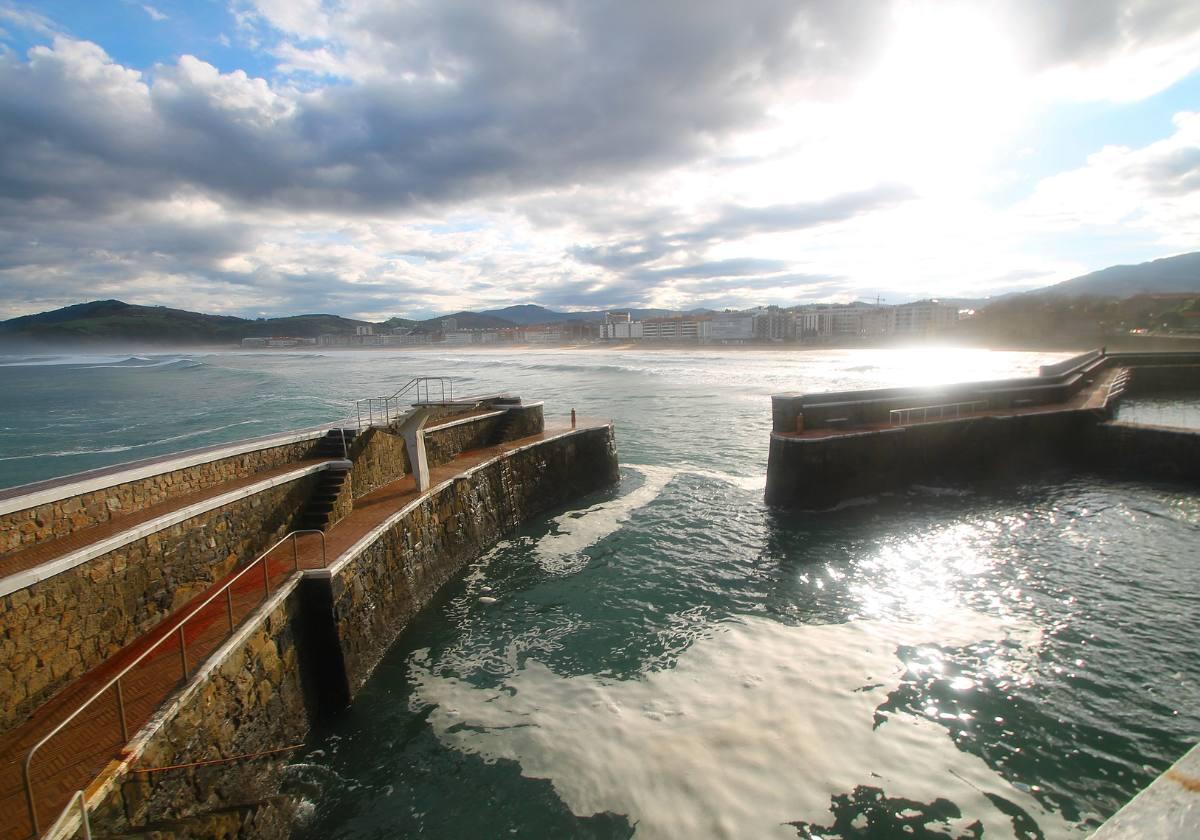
(0, 433, 323, 557)
(0, 471, 320, 736)
(423, 403, 544, 467)
(766, 411, 1093, 509)
(81, 580, 310, 840)
(318, 423, 616, 696)
(60, 425, 620, 840)
(348, 427, 410, 500)
(1088, 421, 1200, 482)
(1124, 364, 1200, 395)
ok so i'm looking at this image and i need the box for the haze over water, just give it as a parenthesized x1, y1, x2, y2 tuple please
(3, 348, 1199, 838)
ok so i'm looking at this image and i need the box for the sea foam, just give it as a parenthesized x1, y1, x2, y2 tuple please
(409, 608, 1067, 839)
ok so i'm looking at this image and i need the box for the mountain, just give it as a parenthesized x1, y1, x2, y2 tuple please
(477, 304, 572, 325)
(0, 300, 383, 345)
(421, 311, 518, 330)
(1039, 251, 1200, 297)
(477, 304, 695, 324)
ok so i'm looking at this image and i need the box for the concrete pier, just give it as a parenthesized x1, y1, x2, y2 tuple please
(765, 350, 1200, 509)
(0, 394, 617, 839)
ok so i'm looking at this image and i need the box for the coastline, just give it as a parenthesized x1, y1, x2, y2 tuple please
(5, 332, 1200, 358)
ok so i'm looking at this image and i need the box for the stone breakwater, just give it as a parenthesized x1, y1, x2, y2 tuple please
(766, 350, 1200, 510)
(0, 470, 321, 736)
(10, 417, 617, 840)
(321, 422, 616, 699)
(0, 431, 325, 557)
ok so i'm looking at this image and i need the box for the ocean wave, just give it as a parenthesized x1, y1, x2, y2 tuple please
(0, 420, 262, 461)
(0, 354, 130, 367)
(75, 356, 206, 370)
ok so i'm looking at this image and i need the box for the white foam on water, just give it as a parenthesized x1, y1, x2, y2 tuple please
(673, 464, 763, 493)
(410, 608, 1069, 840)
(533, 464, 675, 574)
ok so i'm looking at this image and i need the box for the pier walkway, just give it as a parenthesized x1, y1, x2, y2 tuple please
(774, 364, 1121, 441)
(0, 420, 600, 839)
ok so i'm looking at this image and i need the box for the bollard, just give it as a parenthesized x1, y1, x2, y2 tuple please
(794, 412, 804, 433)
(571, 408, 576, 428)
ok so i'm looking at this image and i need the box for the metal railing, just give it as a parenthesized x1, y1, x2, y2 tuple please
(889, 400, 989, 426)
(22, 530, 326, 837)
(49, 791, 91, 840)
(1105, 368, 1133, 407)
(355, 377, 453, 431)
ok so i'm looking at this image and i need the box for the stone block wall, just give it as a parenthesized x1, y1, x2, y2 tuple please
(0, 472, 319, 737)
(1, 436, 322, 557)
(71, 424, 619, 840)
(87, 586, 309, 840)
(1088, 421, 1200, 481)
(348, 427, 410, 500)
(1124, 364, 1200, 395)
(501, 403, 544, 441)
(323, 425, 618, 695)
(424, 404, 545, 467)
(424, 412, 505, 466)
(766, 411, 1092, 509)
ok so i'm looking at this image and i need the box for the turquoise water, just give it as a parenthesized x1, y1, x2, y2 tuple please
(3, 348, 1198, 838)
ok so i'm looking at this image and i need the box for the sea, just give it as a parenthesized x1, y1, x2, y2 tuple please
(2, 347, 1198, 839)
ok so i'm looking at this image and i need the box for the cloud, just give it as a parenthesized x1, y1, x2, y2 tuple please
(1017, 111, 1200, 243)
(140, 4, 167, 22)
(1, 1, 1200, 319)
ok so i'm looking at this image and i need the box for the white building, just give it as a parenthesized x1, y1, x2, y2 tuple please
(708, 312, 756, 343)
(602, 320, 644, 340)
(527, 326, 563, 344)
(893, 300, 959, 336)
(640, 317, 710, 341)
(794, 307, 833, 340)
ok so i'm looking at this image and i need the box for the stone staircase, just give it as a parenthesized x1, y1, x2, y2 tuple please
(309, 428, 356, 459)
(298, 429, 357, 531)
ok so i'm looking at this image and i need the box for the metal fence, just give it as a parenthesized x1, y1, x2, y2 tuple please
(22, 530, 326, 837)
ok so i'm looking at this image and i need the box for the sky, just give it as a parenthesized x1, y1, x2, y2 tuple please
(0, 1, 1199, 321)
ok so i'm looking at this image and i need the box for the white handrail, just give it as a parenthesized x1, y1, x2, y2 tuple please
(889, 400, 989, 426)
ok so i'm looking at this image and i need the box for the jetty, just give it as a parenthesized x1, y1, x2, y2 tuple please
(766, 349, 1200, 839)
(766, 349, 1200, 509)
(0, 378, 618, 839)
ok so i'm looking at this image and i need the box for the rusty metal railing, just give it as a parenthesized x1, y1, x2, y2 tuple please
(21, 530, 326, 837)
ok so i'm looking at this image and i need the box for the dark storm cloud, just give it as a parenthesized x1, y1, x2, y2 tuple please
(1, 0, 1198, 317)
(0, 2, 893, 215)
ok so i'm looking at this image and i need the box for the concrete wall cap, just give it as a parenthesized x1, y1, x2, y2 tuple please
(0, 427, 331, 517)
(0, 461, 336, 597)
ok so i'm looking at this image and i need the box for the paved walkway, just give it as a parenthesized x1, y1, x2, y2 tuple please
(0, 421, 597, 839)
(777, 368, 1120, 440)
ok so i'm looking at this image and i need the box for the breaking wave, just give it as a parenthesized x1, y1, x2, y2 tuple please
(0, 420, 263, 461)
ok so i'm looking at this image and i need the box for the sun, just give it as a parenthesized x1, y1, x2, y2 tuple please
(853, 1, 1029, 196)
